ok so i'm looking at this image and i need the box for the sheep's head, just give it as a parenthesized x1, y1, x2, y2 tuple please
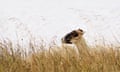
(61, 29, 84, 44)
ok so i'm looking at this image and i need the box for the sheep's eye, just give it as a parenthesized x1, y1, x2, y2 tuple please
(78, 29, 83, 32)
(73, 33, 78, 37)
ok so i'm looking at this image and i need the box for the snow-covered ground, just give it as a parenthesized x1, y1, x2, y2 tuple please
(0, 0, 120, 46)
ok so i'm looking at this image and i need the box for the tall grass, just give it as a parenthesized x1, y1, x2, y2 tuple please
(0, 39, 120, 72)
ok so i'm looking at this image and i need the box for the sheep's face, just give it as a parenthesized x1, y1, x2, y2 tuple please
(62, 29, 84, 44)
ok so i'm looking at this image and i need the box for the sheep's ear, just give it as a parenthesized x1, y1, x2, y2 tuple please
(78, 28, 85, 35)
(78, 29, 83, 32)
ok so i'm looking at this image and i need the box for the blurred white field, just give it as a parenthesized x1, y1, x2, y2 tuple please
(0, 9, 120, 47)
(0, 0, 120, 47)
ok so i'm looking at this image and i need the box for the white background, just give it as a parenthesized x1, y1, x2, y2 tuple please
(0, 0, 120, 46)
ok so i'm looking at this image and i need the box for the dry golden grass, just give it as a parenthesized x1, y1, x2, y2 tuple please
(0, 39, 120, 72)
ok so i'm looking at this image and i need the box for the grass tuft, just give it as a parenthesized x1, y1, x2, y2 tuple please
(0, 39, 120, 72)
